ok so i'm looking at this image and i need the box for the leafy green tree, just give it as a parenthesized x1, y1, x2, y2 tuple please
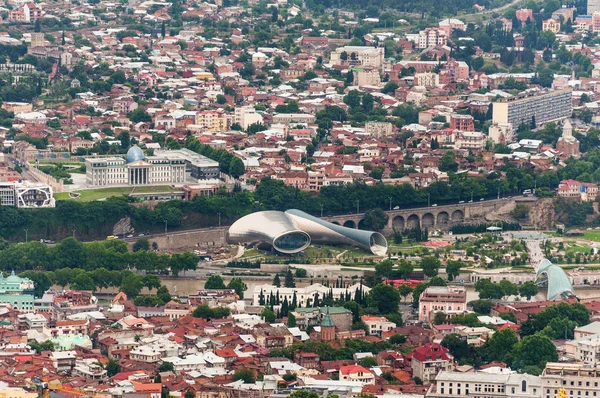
(288, 312, 296, 327)
(421, 256, 441, 278)
(273, 273, 281, 287)
(367, 284, 400, 314)
(398, 284, 413, 302)
(445, 260, 462, 281)
(29, 340, 54, 353)
(120, 273, 144, 298)
(229, 157, 245, 178)
(512, 333, 558, 371)
(71, 273, 96, 291)
(158, 362, 174, 372)
(359, 356, 378, 367)
(262, 307, 276, 323)
(389, 334, 406, 345)
(474, 279, 504, 299)
(227, 277, 248, 299)
(127, 108, 151, 123)
(295, 268, 307, 278)
(375, 260, 394, 279)
(499, 280, 519, 297)
(439, 152, 458, 172)
(441, 333, 472, 362)
(469, 299, 492, 315)
(205, 275, 226, 289)
(483, 328, 518, 363)
(363, 208, 389, 231)
(519, 281, 538, 300)
(106, 359, 121, 377)
(288, 391, 319, 398)
(344, 90, 361, 108)
(133, 238, 150, 252)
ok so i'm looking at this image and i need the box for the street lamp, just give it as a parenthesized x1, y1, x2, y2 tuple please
(471, 191, 474, 202)
(72, 229, 76, 239)
(427, 193, 431, 207)
(389, 197, 392, 211)
(356, 200, 360, 215)
(217, 212, 221, 228)
(23, 229, 28, 243)
(320, 204, 324, 218)
(164, 220, 168, 235)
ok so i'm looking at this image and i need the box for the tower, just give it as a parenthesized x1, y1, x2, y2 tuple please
(320, 307, 336, 342)
(556, 119, 580, 158)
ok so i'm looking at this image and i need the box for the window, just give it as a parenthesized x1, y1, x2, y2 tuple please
(522, 380, 527, 392)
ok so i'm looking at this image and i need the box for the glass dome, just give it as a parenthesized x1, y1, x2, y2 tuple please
(126, 146, 144, 163)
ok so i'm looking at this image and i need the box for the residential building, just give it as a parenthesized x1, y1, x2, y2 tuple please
(492, 88, 572, 130)
(353, 68, 381, 86)
(234, 106, 264, 130)
(590, 0, 600, 15)
(330, 46, 385, 70)
(410, 343, 454, 385)
(365, 122, 393, 138)
(541, 362, 600, 398)
(438, 18, 466, 36)
(427, 370, 542, 398)
(271, 113, 316, 124)
(418, 286, 467, 323)
(450, 114, 475, 131)
(8, 2, 42, 22)
(455, 131, 486, 150)
(489, 122, 514, 144)
(253, 325, 294, 348)
(557, 179, 598, 201)
(0, 382, 38, 398)
(575, 335, 600, 365)
(417, 28, 448, 49)
(339, 365, 376, 385)
(516, 8, 534, 22)
(414, 72, 440, 88)
(361, 315, 396, 336)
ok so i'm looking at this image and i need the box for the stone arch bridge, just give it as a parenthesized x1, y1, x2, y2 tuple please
(321, 199, 513, 232)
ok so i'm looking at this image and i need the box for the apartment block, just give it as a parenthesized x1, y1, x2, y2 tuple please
(365, 121, 393, 138)
(418, 286, 467, 323)
(542, 362, 600, 398)
(492, 88, 572, 129)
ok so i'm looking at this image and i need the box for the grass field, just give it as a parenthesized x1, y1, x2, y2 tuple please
(132, 185, 183, 193)
(54, 187, 133, 202)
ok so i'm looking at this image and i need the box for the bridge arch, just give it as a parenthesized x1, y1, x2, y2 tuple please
(422, 213, 435, 228)
(536, 258, 574, 300)
(451, 210, 464, 222)
(392, 215, 405, 230)
(357, 219, 368, 230)
(407, 214, 420, 229)
(343, 220, 356, 229)
(331, 221, 340, 225)
(437, 211, 449, 225)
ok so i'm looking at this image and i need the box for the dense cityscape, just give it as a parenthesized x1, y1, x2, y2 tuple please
(3, 0, 600, 397)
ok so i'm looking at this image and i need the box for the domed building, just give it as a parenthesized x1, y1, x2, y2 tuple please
(85, 147, 220, 187)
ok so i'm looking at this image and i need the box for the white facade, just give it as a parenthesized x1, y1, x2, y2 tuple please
(330, 46, 385, 70)
(252, 283, 370, 307)
(542, 362, 600, 398)
(417, 28, 448, 49)
(427, 370, 542, 398)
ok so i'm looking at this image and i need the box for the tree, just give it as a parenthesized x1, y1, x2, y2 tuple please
(363, 208, 389, 231)
(469, 299, 492, 315)
(262, 307, 276, 323)
(344, 90, 361, 108)
(288, 392, 319, 398)
(161, 21, 166, 38)
(359, 356, 378, 367)
(381, 81, 399, 94)
(474, 279, 504, 299)
(421, 256, 441, 278)
(285, 269, 296, 288)
(396, 261, 413, 279)
(273, 273, 281, 287)
(29, 340, 54, 354)
(119, 131, 131, 149)
(389, 334, 406, 345)
(398, 284, 413, 302)
(519, 281, 538, 300)
(34, 19, 41, 33)
(106, 359, 121, 377)
(483, 328, 518, 363)
(433, 311, 447, 325)
(441, 333, 472, 362)
(227, 277, 248, 299)
(499, 280, 519, 298)
(512, 333, 558, 371)
(375, 260, 394, 279)
(439, 152, 458, 172)
(128, 108, 151, 123)
(120, 274, 143, 298)
(205, 275, 226, 289)
(288, 312, 296, 327)
(229, 157, 245, 179)
(133, 238, 150, 252)
(158, 362, 174, 372)
(184, 391, 195, 398)
(295, 268, 307, 278)
(445, 260, 462, 281)
(367, 284, 400, 314)
(71, 273, 96, 291)
(216, 94, 227, 105)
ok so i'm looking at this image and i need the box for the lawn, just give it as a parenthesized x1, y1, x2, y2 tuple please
(54, 187, 133, 202)
(132, 185, 183, 193)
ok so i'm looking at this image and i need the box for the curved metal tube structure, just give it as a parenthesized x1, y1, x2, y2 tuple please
(536, 258, 575, 300)
(227, 209, 388, 256)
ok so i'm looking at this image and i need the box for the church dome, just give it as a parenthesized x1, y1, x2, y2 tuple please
(126, 146, 144, 163)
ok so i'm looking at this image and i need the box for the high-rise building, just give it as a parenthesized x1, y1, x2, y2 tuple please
(492, 88, 572, 130)
(589, 0, 600, 15)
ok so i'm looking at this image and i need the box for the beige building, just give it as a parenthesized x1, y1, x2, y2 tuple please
(2, 102, 32, 113)
(0, 382, 38, 398)
(542, 18, 561, 33)
(234, 106, 264, 130)
(339, 365, 376, 385)
(542, 362, 600, 398)
(361, 315, 396, 336)
(330, 46, 385, 70)
(418, 286, 467, 323)
(427, 371, 542, 398)
(353, 68, 381, 86)
(454, 131, 486, 150)
(414, 72, 440, 88)
(489, 122, 514, 144)
(365, 121, 393, 137)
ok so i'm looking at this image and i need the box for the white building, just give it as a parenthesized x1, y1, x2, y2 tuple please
(252, 283, 370, 307)
(234, 106, 264, 130)
(426, 370, 542, 398)
(542, 362, 600, 398)
(85, 146, 219, 187)
(489, 122, 514, 144)
(361, 315, 396, 336)
(454, 131, 486, 150)
(417, 28, 448, 49)
(330, 46, 385, 70)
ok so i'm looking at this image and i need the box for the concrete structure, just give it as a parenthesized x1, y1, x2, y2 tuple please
(492, 88, 572, 129)
(353, 69, 381, 86)
(85, 146, 219, 187)
(489, 122, 514, 144)
(417, 28, 448, 49)
(0, 181, 54, 208)
(427, 370, 542, 398)
(364, 122, 393, 138)
(414, 72, 440, 88)
(234, 106, 264, 130)
(418, 286, 467, 323)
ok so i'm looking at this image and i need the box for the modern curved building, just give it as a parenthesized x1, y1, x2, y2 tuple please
(536, 258, 575, 300)
(227, 209, 388, 256)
